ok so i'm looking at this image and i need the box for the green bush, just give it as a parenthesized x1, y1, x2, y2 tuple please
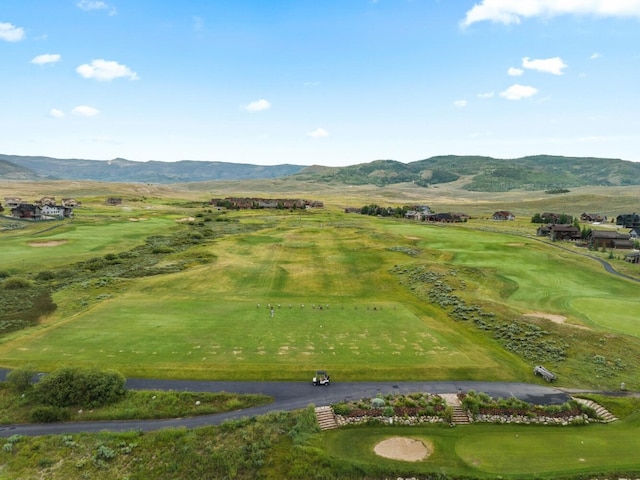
(35, 367, 126, 408)
(30, 406, 70, 423)
(35, 270, 56, 281)
(2, 277, 32, 289)
(331, 402, 351, 416)
(6, 365, 36, 392)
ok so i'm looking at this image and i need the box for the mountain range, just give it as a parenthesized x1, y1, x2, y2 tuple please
(1, 153, 639, 192)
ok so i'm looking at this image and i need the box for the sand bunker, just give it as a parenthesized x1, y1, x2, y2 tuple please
(374, 437, 432, 462)
(27, 240, 68, 247)
(176, 217, 195, 222)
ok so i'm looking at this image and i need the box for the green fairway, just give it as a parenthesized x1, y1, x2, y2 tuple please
(2, 205, 639, 387)
(0, 289, 506, 380)
(323, 420, 640, 479)
(382, 222, 640, 333)
(455, 425, 640, 475)
(0, 216, 180, 273)
(572, 297, 640, 337)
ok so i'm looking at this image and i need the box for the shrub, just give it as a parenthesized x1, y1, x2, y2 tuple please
(35, 270, 56, 281)
(442, 406, 453, 423)
(30, 406, 70, 423)
(152, 246, 175, 254)
(371, 397, 385, 408)
(331, 403, 351, 416)
(35, 367, 126, 408)
(6, 365, 36, 392)
(94, 444, 117, 461)
(2, 277, 32, 289)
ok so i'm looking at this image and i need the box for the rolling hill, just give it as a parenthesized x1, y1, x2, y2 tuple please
(0, 154, 306, 184)
(2, 153, 639, 192)
(293, 155, 640, 191)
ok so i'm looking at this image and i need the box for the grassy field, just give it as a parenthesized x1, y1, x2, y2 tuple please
(322, 416, 640, 479)
(1, 189, 639, 388)
(1, 179, 640, 479)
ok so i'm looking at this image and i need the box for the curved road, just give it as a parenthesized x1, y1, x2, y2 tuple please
(0, 375, 571, 437)
(532, 236, 640, 283)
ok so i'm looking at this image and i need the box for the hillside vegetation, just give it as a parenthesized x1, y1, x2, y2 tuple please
(294, 155, 640, 191)
(0, 154, 305, 183)
(3, 153, 640, 191)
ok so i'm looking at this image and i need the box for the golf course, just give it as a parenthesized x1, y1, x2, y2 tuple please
(1, 179, 639, 479)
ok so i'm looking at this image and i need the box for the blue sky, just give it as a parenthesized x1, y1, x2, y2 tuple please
(2, 0, 640, 166)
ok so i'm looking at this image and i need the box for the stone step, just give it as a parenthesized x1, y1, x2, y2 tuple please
(572, 397, 618, 423)
(315, 406, 339, 430)
(451, 405, 471, 425)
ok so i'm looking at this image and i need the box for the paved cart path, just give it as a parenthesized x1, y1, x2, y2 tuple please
(0, 374, 572, 437)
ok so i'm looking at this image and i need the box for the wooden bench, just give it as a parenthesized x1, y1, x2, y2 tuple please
(534, 365, 557, 382)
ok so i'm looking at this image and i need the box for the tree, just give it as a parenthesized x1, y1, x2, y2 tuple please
(531, 213, 543, 223)
(558, 213, 572, 224)
(6, 365, 37, 393)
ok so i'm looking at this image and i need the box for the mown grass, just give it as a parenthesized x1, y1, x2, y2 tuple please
(1, 204, 639, 388)
(322, 416, 640, 479)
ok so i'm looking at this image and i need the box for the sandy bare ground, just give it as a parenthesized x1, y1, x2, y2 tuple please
(176, 217, 195, 222)
(523, 312, 589, 330)
(27, 240, 68, 247)
(373, 437, 432, 462)
(523, 312, 567, 323)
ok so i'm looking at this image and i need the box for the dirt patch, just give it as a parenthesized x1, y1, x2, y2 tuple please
(373, 436, 432, 462)
(523, 312, 567, 323)
(523, 312, 589, 330)
(27, 240, 68, 247)
(129, 217, 148, 221)
(176, 217, 195, 222)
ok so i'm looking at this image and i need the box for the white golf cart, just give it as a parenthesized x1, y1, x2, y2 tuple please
(312, 370, 330, 386)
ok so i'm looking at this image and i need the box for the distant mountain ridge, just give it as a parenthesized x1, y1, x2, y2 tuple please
(1, 153, 639, 192)
(0, 155, 306, 183)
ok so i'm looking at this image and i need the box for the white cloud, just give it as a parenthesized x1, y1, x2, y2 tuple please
(478, 91, 495, 99)
(308, 128, 329, 138)
(71, 105, 100, 117)
(454, 100, 467, 108)
(76, 59, 139, 81)
(243, 99, 271, 112)
(590, 52, 603, 60)
(461, 0, 640, 27)
(77, 0, 116, 15)
(500, 84, 539, 100)
(49, 108, 65, 118)
(522, 56, 567, 75)
(508, 67, 524, 76)
(31, 54, 61, 65)
(0, 22, 25, 42)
